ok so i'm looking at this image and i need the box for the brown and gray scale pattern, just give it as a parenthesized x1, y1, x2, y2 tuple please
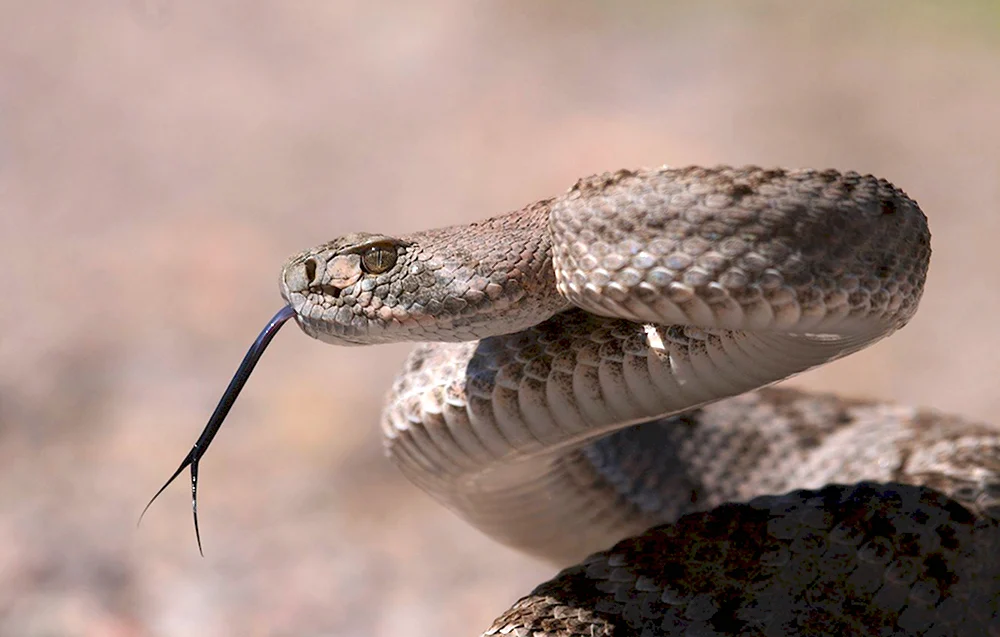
(278, 167, 998, 635)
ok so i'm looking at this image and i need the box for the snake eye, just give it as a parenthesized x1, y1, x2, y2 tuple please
(360, 243, 398, 274)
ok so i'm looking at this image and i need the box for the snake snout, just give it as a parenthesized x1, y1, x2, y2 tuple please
(283, 255, 324, 295)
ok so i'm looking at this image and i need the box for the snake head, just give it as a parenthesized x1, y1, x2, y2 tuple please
(280, 216, 570, 346)
(280, 232, 422, 345)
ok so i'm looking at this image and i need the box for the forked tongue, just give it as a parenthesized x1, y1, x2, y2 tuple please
(138, 305, 296, 555)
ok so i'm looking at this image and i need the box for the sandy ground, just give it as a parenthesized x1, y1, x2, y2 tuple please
(1, 2, 999, 636)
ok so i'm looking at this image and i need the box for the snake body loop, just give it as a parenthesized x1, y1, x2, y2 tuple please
(277, 167, 1000, 635)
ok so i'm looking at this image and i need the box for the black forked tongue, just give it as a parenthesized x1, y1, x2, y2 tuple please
(139, 305, 296, 555)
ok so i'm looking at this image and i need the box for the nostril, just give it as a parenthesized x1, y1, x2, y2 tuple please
(304, 258, 317, 284)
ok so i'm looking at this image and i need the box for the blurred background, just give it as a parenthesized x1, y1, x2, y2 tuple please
(1, 2, 998, 635)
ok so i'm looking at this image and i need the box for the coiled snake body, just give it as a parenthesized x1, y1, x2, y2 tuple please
(153, 166, 1000, 635)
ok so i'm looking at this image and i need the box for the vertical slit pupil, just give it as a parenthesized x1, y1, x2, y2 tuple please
(362, 245, 396, 273)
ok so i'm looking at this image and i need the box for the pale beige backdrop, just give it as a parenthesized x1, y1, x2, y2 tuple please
(1, 2, 999, 636)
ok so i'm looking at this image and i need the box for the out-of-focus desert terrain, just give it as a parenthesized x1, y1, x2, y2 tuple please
(1, 2, 999, 636)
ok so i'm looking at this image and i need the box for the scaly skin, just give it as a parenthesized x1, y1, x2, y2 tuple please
(281, 199, 568, 344)
(278, 167, 1000, 634)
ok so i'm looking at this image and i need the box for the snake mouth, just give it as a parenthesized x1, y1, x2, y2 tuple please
(291, 310, 372, 346)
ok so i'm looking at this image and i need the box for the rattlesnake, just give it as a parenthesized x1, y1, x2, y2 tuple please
(148, 166, 1000, 635)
